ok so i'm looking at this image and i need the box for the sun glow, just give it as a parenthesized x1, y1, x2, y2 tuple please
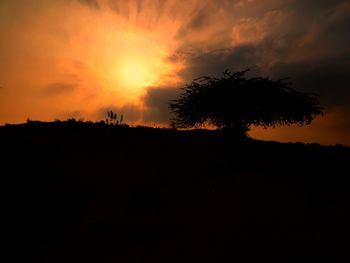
(95, 25, 181, 102)
(120, 61, 152, 88)
(0, 1, 184, 123)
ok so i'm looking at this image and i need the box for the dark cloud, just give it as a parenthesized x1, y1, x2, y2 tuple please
(292, 0, 346, 15)
(174, 0, 350, 111)
(270, 59, 350, 107)
(177, 46, 261, 81)
(43, 82, 77, 96)
(142, 86, 182, 124)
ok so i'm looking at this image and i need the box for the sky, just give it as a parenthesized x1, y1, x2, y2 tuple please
(0, 0, 349, 145)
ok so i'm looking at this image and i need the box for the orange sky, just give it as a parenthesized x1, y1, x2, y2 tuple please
(0, 0, 349, 145)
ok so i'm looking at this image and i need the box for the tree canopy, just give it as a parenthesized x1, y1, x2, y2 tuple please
(169, 70, 323, 135)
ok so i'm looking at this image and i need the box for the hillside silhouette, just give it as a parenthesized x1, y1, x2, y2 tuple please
(2, 121, 350, 262)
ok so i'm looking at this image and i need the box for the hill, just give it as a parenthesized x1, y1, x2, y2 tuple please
(1, 121, 350, 262)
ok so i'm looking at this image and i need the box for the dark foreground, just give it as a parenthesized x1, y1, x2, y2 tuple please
(1, 122, 350, 262)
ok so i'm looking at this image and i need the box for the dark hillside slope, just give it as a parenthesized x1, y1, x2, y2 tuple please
(1, 122, 350, 262)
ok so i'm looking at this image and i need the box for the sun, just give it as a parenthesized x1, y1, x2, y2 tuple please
(120, 61, 151, 88)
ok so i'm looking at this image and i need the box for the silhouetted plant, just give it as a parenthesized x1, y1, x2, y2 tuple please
(107, 110, 124, 125)
(169, 69, 323, 137)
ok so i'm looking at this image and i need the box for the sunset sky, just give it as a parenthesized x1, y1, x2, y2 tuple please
(1, 0, 349, 145)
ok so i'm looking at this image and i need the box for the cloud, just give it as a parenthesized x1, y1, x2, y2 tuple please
(270, 59, 350, 107)
(152, 0, 350, 131)
(142, 86, 182, 124)
(173, 0, 350, 104)
(42, 82, 77, 96)
(231, 10, 285, 48)
(175, 5, 214, 39)
(177, 46, 261, 82)
(78, 0, 99, 9)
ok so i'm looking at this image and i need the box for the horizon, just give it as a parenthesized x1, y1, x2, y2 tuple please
(1, 0, 349, 145)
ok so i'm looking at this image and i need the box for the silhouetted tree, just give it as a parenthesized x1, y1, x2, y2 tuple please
(169, 69, 323, 137)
